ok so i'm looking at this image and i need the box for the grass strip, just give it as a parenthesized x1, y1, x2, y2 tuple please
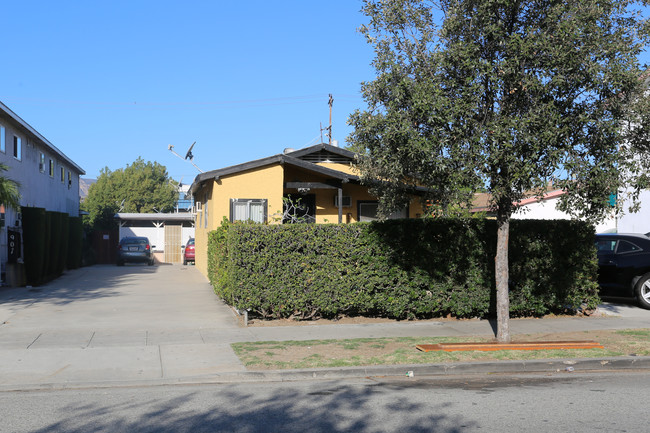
(231, 329, 650, 370)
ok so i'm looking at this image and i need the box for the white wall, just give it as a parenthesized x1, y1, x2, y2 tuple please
(119, 225, 196, 252)
(616, 189, 650, 234)
(119, 227, 164, 252)
(512, 196, 616, 233)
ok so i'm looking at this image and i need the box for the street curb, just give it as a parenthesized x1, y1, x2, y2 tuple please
(214, 355, 650, 382)
(2, 356, 650, 392)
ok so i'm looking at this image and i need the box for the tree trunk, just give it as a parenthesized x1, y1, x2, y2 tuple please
(495, 216, 510, 343)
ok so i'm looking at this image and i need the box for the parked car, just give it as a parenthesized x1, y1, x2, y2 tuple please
(596, 233, 650, 309)
(117, 236, 155, 266)
(183, 238, 195, 265)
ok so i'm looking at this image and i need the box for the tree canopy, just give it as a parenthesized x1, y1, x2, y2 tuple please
(349, 0, 650, 341)
(81, 158, 178, 230)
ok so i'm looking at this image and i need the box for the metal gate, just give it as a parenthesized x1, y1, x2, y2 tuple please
(164, 224, 182, 263)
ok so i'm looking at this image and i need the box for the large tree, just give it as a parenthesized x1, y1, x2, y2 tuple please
(349, 0, 650, 342)
(82, 158, 178, 230)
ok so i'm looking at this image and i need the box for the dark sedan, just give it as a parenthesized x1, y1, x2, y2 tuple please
(117, 236, 155, 266)
(596, 233, 650, 309)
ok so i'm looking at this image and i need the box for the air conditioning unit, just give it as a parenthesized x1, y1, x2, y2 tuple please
(334, 196, 352, 207)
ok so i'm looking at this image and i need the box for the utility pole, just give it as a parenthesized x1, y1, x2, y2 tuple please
(328, 94, 333, 145)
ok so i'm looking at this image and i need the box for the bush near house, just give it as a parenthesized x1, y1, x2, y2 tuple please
(208, 219, 599, 320)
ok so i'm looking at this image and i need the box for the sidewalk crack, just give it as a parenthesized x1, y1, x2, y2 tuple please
(86, 331, 96, 348)
(26, 333, 42, 349)
(158, 346, 164, 378)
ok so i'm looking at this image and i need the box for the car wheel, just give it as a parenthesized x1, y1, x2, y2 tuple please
(635, 274, 650, 309)
(183, 259, 187, 265)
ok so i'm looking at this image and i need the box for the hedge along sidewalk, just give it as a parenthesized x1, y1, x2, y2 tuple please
(231, 329, 650, 371)
(209, 218, 598, 322)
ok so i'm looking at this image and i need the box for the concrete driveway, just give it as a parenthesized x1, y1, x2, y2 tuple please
(0, 264, 248, 387)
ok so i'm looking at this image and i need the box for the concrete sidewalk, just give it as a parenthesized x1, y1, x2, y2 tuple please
(1, 265, 649, 391)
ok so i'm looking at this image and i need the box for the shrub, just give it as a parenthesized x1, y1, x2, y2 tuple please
(21, 206, 47, 286)
(208, 219, 599, 320)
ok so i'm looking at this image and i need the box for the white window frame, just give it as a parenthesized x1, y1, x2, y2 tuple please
(0, 125, 5, 153)
(13, 136, 21, 161)
(230, 199, 268, 223)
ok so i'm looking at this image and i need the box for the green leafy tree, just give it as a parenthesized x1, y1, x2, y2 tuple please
(0, 163, 21, 210)
(349, 0, 650, 342)
(81, 158, 178, 230)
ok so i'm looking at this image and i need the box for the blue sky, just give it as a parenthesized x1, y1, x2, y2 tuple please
(1, 0, 374, 183)
(2, 1, 649, 185)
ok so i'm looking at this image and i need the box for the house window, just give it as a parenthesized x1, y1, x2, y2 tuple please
(49, 159, 54, 177)
(68, 171, 72, 189)
(230, 199, 267, 223)
(60, 167, 65, 183)
(358, 201, 408, 222)
(39, 152, 45, 172)
(0, 125, 5, 153)
(13, 136, 21, 160)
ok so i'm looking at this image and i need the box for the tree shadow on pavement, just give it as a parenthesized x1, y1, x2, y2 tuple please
(0, 264, 161, 307)
(27, 383, 473, 433)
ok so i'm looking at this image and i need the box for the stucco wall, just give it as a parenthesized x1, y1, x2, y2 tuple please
(194, 164, 284, 276)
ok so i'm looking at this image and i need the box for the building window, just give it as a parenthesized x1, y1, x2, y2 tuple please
(230, 199, 267, 223)
(358, 201, 408, 222)
(39, 152, 45, 172)
(0, 125, 5, 153)
(68, 171, 72, 189)
(60, 167, 65, 183)
(13, 136, 21, 160)
(49, 159, 54, 177)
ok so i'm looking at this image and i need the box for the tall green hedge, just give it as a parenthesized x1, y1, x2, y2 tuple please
(208, 219, 599, 320)
(67, 217, 83, 269)
(21, 207, 47, 286)
(20, 207, 81, 286)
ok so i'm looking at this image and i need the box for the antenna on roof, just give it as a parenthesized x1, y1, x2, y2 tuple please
(168, 142, 204, 173)
(328, 94, 333, 145)
(320, 94, 334, 145)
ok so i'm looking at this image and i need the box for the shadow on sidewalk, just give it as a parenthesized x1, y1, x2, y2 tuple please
(0, 264, 162, 307)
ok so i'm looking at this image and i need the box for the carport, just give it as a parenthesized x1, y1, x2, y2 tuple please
(115, 213, 195, 264)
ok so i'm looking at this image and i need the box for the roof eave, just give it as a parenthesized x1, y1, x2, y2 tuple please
(0, 100, 85, 175)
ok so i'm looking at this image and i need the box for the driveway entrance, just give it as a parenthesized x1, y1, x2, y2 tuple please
(0, 264, 238, 331)
(0, 264, 245, 386)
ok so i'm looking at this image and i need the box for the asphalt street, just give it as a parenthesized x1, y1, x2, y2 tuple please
(1, 372, 649, 433)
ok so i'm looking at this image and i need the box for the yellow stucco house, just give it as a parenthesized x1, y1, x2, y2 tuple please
(188, 143, 425, 276)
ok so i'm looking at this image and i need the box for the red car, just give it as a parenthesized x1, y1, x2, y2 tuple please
(183, 238, 195, 265)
